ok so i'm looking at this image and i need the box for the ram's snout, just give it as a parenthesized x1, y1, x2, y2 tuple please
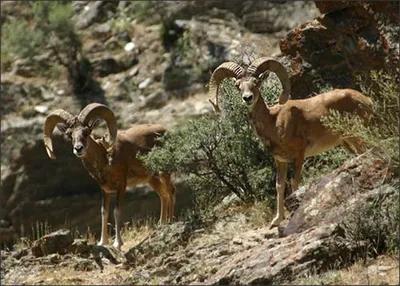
(242, 92, 255, 105)
(73, 144, 85, 157)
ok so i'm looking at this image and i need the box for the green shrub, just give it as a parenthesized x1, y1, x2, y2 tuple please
(301, 148, 349, 186)
(131, 1, 166, 24)
(1, 19, 44, 60)
(31, 220, 52, 241)
(141, 79, 279, 210)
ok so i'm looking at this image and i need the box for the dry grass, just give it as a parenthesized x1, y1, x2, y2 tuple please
(120, 217, 156, 251)
(292, 255, 399, 285)
(16, 263, 129, 285)
(5, 218, 157, 285)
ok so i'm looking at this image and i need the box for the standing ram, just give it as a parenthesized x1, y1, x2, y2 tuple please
(43, 103, 176, 249)
(208, 57, 373, 228)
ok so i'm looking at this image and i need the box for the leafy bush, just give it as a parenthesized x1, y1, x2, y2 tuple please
(1, 20, 44, 60)
(301, 148, 349, 186)
(141, 79, 279, 210)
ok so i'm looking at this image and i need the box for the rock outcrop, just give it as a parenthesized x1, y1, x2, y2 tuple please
(203, 154, 396, 284)
(279, 1, 399, 99)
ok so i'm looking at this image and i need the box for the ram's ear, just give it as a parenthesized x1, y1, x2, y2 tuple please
(56, 123, 69, 133)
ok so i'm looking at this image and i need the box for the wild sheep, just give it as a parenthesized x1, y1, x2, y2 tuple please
(43, 103, 176, 249)
(208, 57, 373, 228)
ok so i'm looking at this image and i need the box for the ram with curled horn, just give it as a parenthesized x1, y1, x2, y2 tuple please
(208, 57, 373, 228)
(44, 103, 176, 249)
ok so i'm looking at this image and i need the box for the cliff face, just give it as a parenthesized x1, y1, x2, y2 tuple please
(280, 1, 399, 99)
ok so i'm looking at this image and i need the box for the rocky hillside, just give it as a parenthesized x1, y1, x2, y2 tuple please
(2, 154, 398, 284)
(1, 1, 399, 285)
(1, 0, 320, 240)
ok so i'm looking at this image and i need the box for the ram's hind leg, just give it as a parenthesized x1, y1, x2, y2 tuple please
(149, 177, 169, 224)
(113, 183, 126, 249)
(270, 160, 288, 229)
(160, 174, 176, 223)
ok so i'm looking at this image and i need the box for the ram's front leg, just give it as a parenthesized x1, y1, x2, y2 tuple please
(113, 183, 126, 249)
(270, 160, 288, 229)
(98, 191, 111, 246)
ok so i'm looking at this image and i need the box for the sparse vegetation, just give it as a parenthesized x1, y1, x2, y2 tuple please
(31, 220, 52, 241)
(131, 1, 166, 24)
(1, 2, 93, 94)
(340, 185, 399, 261)
(292, 254, 399, 285)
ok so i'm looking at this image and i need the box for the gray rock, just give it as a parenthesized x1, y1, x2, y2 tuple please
(75, 1, 118, 30)
(11, 248, 29, 260)
(280, 2, 399, 99)
(141, 89, 169, 109)
(31, 229, 73, 257)
(68, 239, 92, 256)
(138, 78, 152, 90)
(34, 105, 48, 115)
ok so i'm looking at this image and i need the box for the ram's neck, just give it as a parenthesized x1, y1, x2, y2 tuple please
(80, 136, 109, 184)
(248, 96, 279, 148)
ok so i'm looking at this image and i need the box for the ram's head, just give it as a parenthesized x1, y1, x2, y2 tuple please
(208, 57, 291, 112)
(43, 103, 117, 158)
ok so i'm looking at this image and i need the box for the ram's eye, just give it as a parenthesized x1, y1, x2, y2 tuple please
(65, 129, 72, 137)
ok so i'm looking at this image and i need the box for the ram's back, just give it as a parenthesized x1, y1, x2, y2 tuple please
(116, 124, 167, 154)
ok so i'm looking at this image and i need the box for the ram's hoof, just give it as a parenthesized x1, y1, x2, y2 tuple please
(269, 216, 283, 229)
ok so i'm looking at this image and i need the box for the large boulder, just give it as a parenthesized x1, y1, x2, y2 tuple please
(31, 229, 73, 257)
(279, 1, 399, 99)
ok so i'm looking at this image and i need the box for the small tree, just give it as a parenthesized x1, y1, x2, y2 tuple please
(2, 2, 93, 94)
(140, 77, 282, 210)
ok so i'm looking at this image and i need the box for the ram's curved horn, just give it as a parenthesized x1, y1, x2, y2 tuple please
(78, 103, 118, 146)
(247, 57, 291, 104)
(44, 109, 75, 159)
(208, 62, 246, 113)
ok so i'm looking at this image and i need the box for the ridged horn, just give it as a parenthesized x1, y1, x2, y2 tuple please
(44, 109, 75, 159)
(77, 103, 117, 146)
(208, 62, 245, 113)
(247, 57, 291, 104)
